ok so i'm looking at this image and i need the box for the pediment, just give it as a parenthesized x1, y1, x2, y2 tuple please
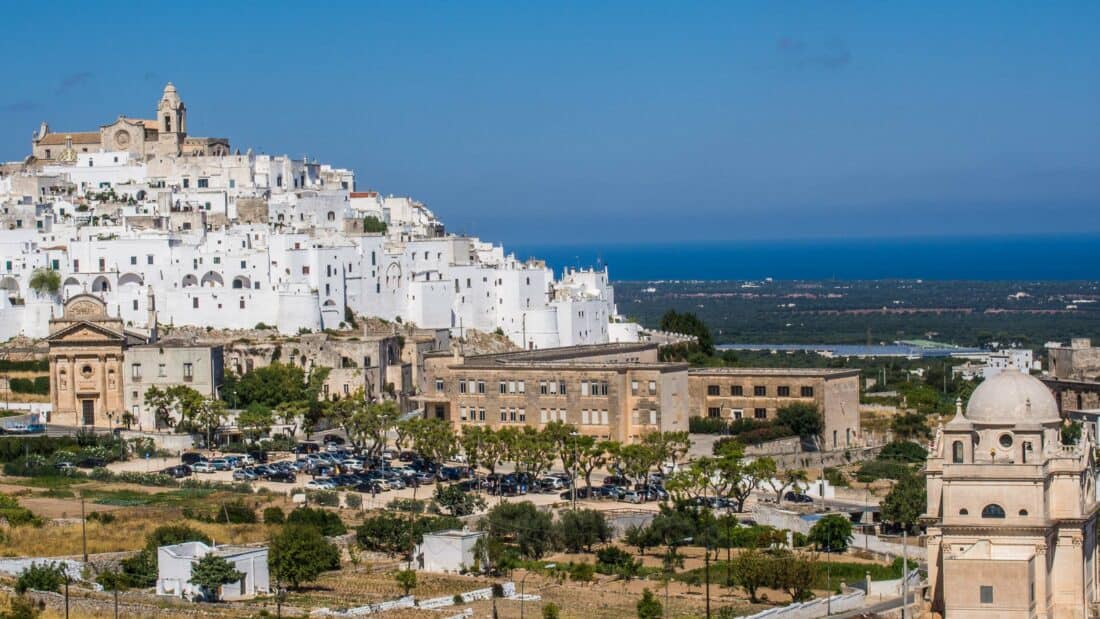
(47, 321, 125, 344)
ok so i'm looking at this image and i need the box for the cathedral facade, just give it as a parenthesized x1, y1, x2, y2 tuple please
(924, 370, 1099, 618)
(30, 83, 229, 162)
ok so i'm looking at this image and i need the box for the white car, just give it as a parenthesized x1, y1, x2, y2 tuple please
(306, 479, 336, 490)
(192, 462, 216, 474)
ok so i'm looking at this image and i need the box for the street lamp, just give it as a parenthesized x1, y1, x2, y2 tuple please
(520, 563, 555, 619)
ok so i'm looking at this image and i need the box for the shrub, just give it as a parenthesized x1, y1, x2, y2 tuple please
(263, 507, 285, 524)
(688, 416, 728, 434)
(287, 507, 346, 536)
(0, 495, 43, 527)
(823, 467, 849, 488)
(85, 511, 115, 524)
(388, 498, 425, 513)
(186, 499, 256, 524)
(307, 490, 340, 507)
(568, 561, 595, 582)
(15, 562, 67, 593)
(856, 459, 914, 483)
(344, 493, 362, 509)
(878, 440, 928, 463)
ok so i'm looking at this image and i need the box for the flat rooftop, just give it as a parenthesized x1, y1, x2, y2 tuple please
(688, 367, 860, 378)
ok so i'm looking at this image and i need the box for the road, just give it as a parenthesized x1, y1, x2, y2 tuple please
(833, 591, 917, 618)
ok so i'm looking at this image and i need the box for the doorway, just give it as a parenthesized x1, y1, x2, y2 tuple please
(81, 399, 95, 425)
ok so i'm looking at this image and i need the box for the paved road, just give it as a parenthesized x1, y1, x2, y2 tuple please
(833, 592, 917, 618)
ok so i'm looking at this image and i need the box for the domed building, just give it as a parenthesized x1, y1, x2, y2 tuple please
(924, 369, 1098, 618)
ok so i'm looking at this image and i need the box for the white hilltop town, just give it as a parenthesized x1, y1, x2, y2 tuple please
(0, 82, 642, 347)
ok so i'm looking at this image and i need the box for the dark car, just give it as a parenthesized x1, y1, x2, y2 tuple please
(398, 451, 417, 462)
(355, 481, 387, 494)
(77, 457, 107, 469)
(247, 451, 268, 464)
(559, 487, 596, 501)
(266, 470, 296, 483)
(784, 492, 814, 504)
(294, 442, 321, 454)
(181, 452, 205, 465)
(602, 475, 630, 487)
(322, 434, 345, 445)
(161, 464, 192, 478)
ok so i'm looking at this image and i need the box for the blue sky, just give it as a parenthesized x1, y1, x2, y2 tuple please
(1, 2, 1097, 245)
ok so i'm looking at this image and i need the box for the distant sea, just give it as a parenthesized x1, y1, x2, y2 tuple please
(511, 236, 1100, 281)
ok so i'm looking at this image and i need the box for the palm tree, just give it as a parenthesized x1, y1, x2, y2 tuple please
(29, 268, 61, 298)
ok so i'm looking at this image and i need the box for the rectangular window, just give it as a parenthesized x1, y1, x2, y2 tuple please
(801, 386, 814, 397)
(130, 256, 137, 265)
(198, 178, 209, 188)
(707, 385, 720, 396)
(601, 410, 609, 425)
(753, 386, 766, 396)
(500, 409, 507, 422)
(777, 385, 790, 397)
(158, 363, 166, 377)
(133, 299, 138, 310)
(435, 379, 444, 392)
(183, 363, 193, 381)
(631, 381, 639, 395)
(192, 298, 199, 308)
(540, 381, 548, 395)
(147, 255, 154, 265)
(708, 407, 721, 418)
(648, 381, 657, 395)
(559, 381, 566, 395)
(581, 382, 589, 396)
(754, 408, 767, 419)
(540, 409, 548, 424)
(499, 381, 508, 394)
(731, 385, 743, 396)
(980, 586, 993, 604)
(239, 299, 245, 309)
(649, 410, 657, 425)
(517, 381, 525, 394)
(732, 409, 743, 420)
(508, 381, 516, 394)
(302, 266, 309, 275)
(479, 408, 486, 421)
(477, 381, 486, 394)
(131, 364, 142, 380)
(459, 380, 467, 394)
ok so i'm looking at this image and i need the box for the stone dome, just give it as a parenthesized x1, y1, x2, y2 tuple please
(964, 369, 1060, 424)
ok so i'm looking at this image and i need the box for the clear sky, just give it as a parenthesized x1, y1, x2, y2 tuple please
(1, 2, 1097, 245)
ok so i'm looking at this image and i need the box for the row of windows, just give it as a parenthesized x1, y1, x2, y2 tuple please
(630, 380, 658, 396)
(459, 407, 486, 422)
(130, 362, 193, 380)
(499, 380, 527, 394)
(957, 504, 1022, 518)
(706, 384, 814, 398)
(708, 407, 768, 420)
(581, 409, 609, 425)
(499, 408, 527, 423)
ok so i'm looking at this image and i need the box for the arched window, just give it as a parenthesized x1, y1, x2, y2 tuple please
(327, 211, 335, 222)
(1019, 509, 1028, 516)
(959, 508, 968, 515)
(952, 441, 964, 463)
(981, 504, 1006, 519)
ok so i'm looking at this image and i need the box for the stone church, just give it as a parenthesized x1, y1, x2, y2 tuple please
(924, 369, 1098, 618)
(46, 294, 149, 427)
(30, 83, 229, 162)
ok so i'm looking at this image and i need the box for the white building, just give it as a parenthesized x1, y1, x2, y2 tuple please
(412, 529, 485, 573)
(156, 542, 269, 601)
(0, 83, 640, 349)
(952, 349, 1037, 381)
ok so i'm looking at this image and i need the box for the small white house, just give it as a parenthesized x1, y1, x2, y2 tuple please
(412, 529, 485, 573)
(156, 541, 269, 601)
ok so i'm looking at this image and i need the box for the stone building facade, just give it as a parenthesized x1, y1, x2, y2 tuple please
(1048, 338, 1100, 382)
(46, 294, 145, 426)
(924, 370, 1098, 618)
(31, 83, 229, 162)
(420, 342, 690, 442)
(122, 342, 224, 431)
(687, 368, 861, 449)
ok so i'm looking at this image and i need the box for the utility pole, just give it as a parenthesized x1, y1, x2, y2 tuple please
(902, 529, 909, 619)
(704, 540, 711, 619)
(80, 494, 88, 562)
(64, 575, 69, 619)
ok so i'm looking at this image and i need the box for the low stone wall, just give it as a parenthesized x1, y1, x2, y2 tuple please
(745, 437, 802, 456)
(734, 590, 865, 619)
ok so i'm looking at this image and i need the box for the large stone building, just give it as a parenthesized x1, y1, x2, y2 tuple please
(46, 294, 147, 426)
(687, 368, 861, 449)
(420, 342, 690, 443)
(31, 83, 229, 162)
(1049, 338, 1100, 382)
(924, 370, 1098, 618)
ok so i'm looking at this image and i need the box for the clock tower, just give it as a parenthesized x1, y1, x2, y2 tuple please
(155, 82, 187, 156)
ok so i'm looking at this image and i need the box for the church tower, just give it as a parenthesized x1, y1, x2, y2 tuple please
(155, 82, 187, 156)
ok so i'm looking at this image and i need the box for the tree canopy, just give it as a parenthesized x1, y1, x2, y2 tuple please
(270, 524, 340, 590)
(189, 554, 243, 602)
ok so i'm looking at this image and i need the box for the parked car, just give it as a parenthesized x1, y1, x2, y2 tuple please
(602, 475, 630, 487)
(76, 457, 107, 469)
(181, 452, 205, 465)
(559, 487, 596, 501)
(55, 461, 76, 473)
(306, 479, 336, 490)
(209, 458, 232, 471)
(293, 442, 321, 454)
(784, 492, 814, 504)
(619, 490, 644, 504)
(265, 470, 296, 483)
(538, 477, 565, 492)
(192, 461, 216, 474)
(233, 469, 258, 481)
(247, 451, 268, 464)
(161, 465, 192, 478)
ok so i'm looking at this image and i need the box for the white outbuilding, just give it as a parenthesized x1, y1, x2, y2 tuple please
(412, 529, 485, 573)
(156, 541, 269, 601)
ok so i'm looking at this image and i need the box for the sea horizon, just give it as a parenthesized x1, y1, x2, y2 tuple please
(510, 234, 1100, 282)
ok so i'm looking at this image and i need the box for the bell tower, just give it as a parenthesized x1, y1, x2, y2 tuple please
(155, 82, 187, 156)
